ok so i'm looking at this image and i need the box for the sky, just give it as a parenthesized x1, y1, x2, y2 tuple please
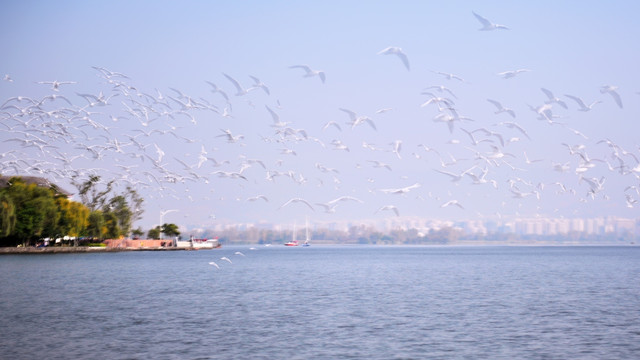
(1, 1, 639, 231)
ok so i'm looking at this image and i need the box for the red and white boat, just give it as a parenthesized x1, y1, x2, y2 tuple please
(284, 223, 299, 246)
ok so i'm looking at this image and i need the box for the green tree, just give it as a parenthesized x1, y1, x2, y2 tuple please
(0, 192, 16, 237)
(56, 197, 90, 240)
(5, 179, 59, 246)
(86, 210, 105, 239)
(161, 223, 180, 238)
(131, 227, 144, 239)
(147, 226, 161, 240)
(103, 211, 121, 239)
(105, 195, 132, 237)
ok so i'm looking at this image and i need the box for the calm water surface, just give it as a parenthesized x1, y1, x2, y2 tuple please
(1, 245, 639, 359)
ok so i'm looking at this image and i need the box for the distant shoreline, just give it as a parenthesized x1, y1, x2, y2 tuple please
(0, 246, 193, 255)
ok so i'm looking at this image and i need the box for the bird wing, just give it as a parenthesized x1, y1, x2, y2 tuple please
(318, 71, 326, 83)
(608, 91, 623, 108)
(222, 73, 243, 94)
(265, 105, 279, 123)
(472, 11, 492, 27)
(541, 87, 554, 100)
(339, 108, 357, 121)
(564, 94, 586, 108)
(289, 65, 311, 73)
(397, 52, 410, 71)
(487, 99, 502, 110)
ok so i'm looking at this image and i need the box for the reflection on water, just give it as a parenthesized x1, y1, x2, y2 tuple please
(1, 246, 639, 359)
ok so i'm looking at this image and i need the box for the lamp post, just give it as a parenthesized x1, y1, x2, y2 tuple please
(159, 209, 178, 240)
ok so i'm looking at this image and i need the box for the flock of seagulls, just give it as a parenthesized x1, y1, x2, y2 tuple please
(1, 10, 638, 231)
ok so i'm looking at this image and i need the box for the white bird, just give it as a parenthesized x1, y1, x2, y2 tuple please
(523, 151, 543, 164)
(497, 69, 530, 79)
(249, 75, 270, 95)
(37, 80, 77, 91)
(379, 183, 421, 195)
(378, 46, 410, 71)
(564, 94, 602, 112)
(389, 140, 402, 159)
(327, 196, 363, 205)
(441, 200, 465, 209)
(322, 121, 342, 132)
(424, 85, 458, 99)
(368, 160, 392, 171)
(375, 205, 400, 217)
(421, 92, 455, 108)
(208, 262, 220, 269)
(434, 167, 476, 182)
(494, 121, 531, 140)
(220, 256, 232, 264)
(278, 197, 315, 211)
(431, 70, 467, 82)
(265, 105, 290, 128)
(289, 65, 326, 84)
(234, 251, 245, 256)
(472, 11, 509, 31)
(599, 85, 623, 108)
(330, 139, 350, 152)
(205, 81, 230, 102)
(339, 108, 376, 131)
(541, 88, 568, 109)
(315, 202, 339, 213)
(222, 73, 255, 96)
(487, 99, 516, 118)
(217, 128, 245, 143)
(246, 195, 269, 202)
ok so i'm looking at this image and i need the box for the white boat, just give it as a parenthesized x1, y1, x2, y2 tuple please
(284, 222, 298, 246)
(177, 237, 221, 249)
(192, 238, 221, 249)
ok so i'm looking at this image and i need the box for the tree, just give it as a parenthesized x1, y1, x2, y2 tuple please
(147, 226, 161, 240)
(131, 227, 144, 239)
(72, 175, 115, 212)
(86, 210, 106, 239)
(103, 211, 121, 239)
(124, 186, 144, 226)
(0, 193, 16, 237)
(105, 195, 132, 237)
(56, 197, 90, 239)
(4, 179, 59, 246)
(161, 223, 180, 238)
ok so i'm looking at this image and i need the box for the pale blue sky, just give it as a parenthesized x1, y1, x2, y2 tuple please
(1, 1, 639, 230)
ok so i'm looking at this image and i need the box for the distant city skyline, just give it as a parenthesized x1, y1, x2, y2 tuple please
(1, 1, 639, 231)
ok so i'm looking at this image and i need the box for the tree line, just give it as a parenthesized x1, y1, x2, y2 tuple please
(0, 175, 178, 247)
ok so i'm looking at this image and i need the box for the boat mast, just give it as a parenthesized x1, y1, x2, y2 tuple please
(305, 216, 310, 242)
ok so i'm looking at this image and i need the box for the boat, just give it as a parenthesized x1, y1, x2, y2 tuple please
(192, 238, 221, 249)
(284, 223, 299, 246)
(177, 237, 221, 249)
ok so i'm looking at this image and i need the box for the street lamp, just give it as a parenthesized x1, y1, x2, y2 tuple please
(159, 209, 178, 240)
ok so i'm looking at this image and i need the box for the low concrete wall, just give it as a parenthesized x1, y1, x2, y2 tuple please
(103, 239, 173, 248)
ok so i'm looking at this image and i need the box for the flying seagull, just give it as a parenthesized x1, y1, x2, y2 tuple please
(375, 205, 400, 217)
(472, 11, 509, 31)
(289, 65, 326, 84)
(600, 85, 623, 108)
(278, 197, 315, 211)
(378, 46, 410, 71)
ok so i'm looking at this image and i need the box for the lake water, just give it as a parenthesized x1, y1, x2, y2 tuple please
(1, 245, 639, 359)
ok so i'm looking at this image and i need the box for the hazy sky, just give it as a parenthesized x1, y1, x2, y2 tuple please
(1, 1, 639, 231)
